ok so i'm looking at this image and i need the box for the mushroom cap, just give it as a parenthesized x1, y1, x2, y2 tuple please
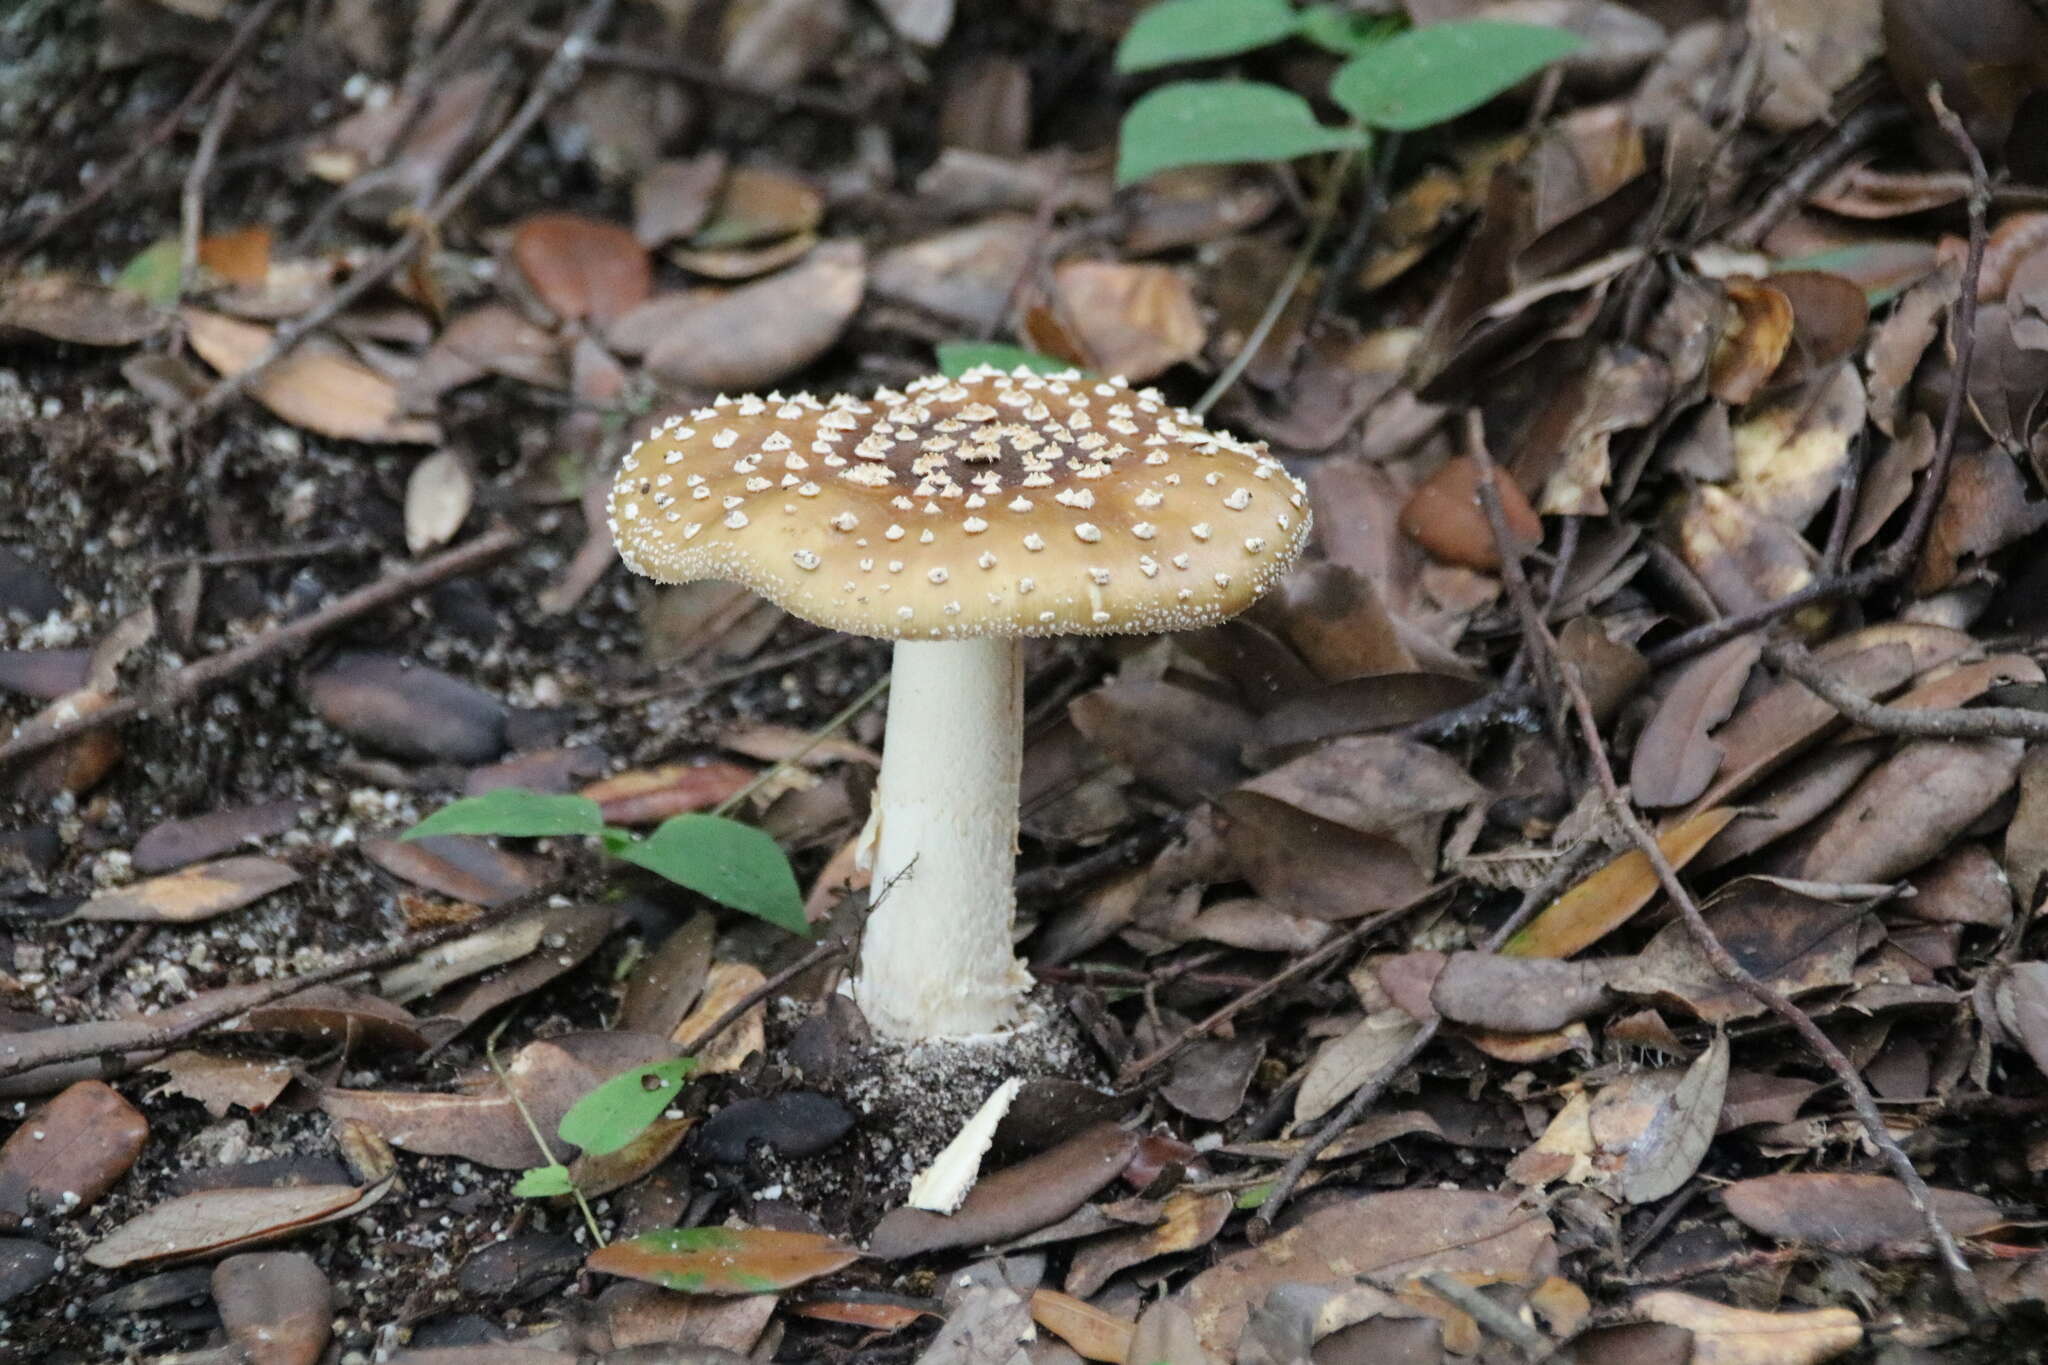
(606, 365, 1310, 640)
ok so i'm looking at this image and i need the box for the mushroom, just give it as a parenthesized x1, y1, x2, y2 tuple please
(608, 366, 1309, 1041)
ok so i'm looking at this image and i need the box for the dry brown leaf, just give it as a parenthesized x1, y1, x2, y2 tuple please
(1, 274, 168, 346)
(672, 961, 767, 1073)
(1030, 1289, 1135, 1363)
(1721, 1172, 2003, 1253)
(183, 308, 438, 443)
(1508, 1034, 1726, 1203)
(581, 761, 756, 827)
(1709, 278, 1792, 404)
(691, 166, 825, 249)
(511, 212, 652, 326)
(1794, 738, 2024, 885)
(0, 1080, 149, 1223)
(633, 152, 727, 247)
(1609, 882, 1863, 1024)
(867, 1123, 1139, 1259)
(85, 1177, 393, 1269)
(1295, 1011, 1425, 1125)
(644, 241, 865, 391)
(1051, 259, 1205, 382)
(146, 1051, 295, 1118)
(1633, 1291, 1859, 1365)
(1504, 807, 1734, 958)
(1397, 456, 1543, 570)
(1730, 364, 1864, 531)
(73, 855, 299, 924)
(213, 1251, 331, 1365)
(1675, 484, 1819, 619)
(1185, 1189, 1554, 1352)
(197, 225, 272, 289)
(1632, 635, 1761, 809)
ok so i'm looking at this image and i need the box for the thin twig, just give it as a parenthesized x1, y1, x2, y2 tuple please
(1551, 655, 1992, 1319)
(1192, 147, 1358, 417)
(0, 525, 522, 774)
(1299, 130, 1402, 357)
(709, 675, 891, 817)
(1248, 841, 1604, 1237)
(485, 1017, 606, 1245)
(4, 0, 288, 266)
(512, 27, 864, 120)
(1768, 642, 2048, 741)
(179, 72, 241, 295)
(1725, 101, 1908, 249)
(1644, 92, 1989, 671)
(178, 0, 616, 435)
(685, 940, 848, 1054)
(1466, 411, 1571, 776)
(1116, 898, 1419, 1086)
(0, 877, 576, 1085)
(147, 536, 372, 573)
(1419, 1271, 1564, 1362)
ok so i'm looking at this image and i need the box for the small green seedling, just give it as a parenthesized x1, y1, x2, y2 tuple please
(502, 1051, 699, 1225)
(403, 788, 808, 936)
(1112, 4, 1581, 185)
(935, 341, 1074, 378)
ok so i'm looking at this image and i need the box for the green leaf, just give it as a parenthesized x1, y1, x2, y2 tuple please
(613, 814, 809, 935)
(1235, 1181, 1273, 1209)
(514, 1164, 576, 1198)
(935, 342, 1075, 378)
(115, 241, 183, 309)
(557, 1057, 699, 1157)
(1297, 5, 1400, 57)
(586, 1227, 861, 1294)
(403, 790, 607, 841)
(1114, 0, 1303, 73)
(1117, 80, 1366, 185)
(1329, 20, 1580, 131)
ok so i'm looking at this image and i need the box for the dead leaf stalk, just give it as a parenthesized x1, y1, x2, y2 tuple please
(1117, 898, 1419, 1087)
(1553, 656, 1994, 1320)
(178, 0, 617, 436)
(1419, 1270, 1565, 1362)
(178, 73, 241, 296)
(1192, 146, 1358, 418)
(0, 524, 523, 775)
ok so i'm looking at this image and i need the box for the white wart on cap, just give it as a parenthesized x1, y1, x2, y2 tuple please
(607, 366, 1310, 638)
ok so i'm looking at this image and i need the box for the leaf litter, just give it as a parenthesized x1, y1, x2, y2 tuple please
(9, 0, 2048, 1360)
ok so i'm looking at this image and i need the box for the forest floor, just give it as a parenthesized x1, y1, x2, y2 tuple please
(4, 1, 2048, 1362)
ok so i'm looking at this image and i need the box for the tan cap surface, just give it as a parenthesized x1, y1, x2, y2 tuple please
(607, 366, 1310, 640)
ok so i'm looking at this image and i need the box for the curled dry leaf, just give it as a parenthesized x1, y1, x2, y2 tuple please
(511, 213, 652, 326)
(1065, 1189, 1234, 1299)
(363, 834, 545, 907)
(1632, 1291, 1859, 1365)
(1730, 363, 1864, 531)
(1508, 1034, 1727, 1204)
(871, 217, 1037, 333)
(1709, 278, 1793, 404)
(182, 309, 439, 444)
(1721, 1172, 2004, 1253)
(1676, 483, 1819, 619)
(0, 1080, 149, 1223)
(73, 855, 299, 925)
(1608, 882, 1863, 1024)
(633, 153, 727, 247)
(580, 760, 756, 826)
(645, 241, 865, 391)
(691, 166, 825, 250)
(1430, 953, 1615, 1033)
(1631, 634, 1762, 809)
(1051, 259, 1205, 383)
(672, 961, 768, 1073)
(146, 1051, 295, 1118)
(84, 1176, 393, 1269)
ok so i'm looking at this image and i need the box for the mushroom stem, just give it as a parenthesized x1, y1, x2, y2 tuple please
(853, 637, 1034, 1039)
